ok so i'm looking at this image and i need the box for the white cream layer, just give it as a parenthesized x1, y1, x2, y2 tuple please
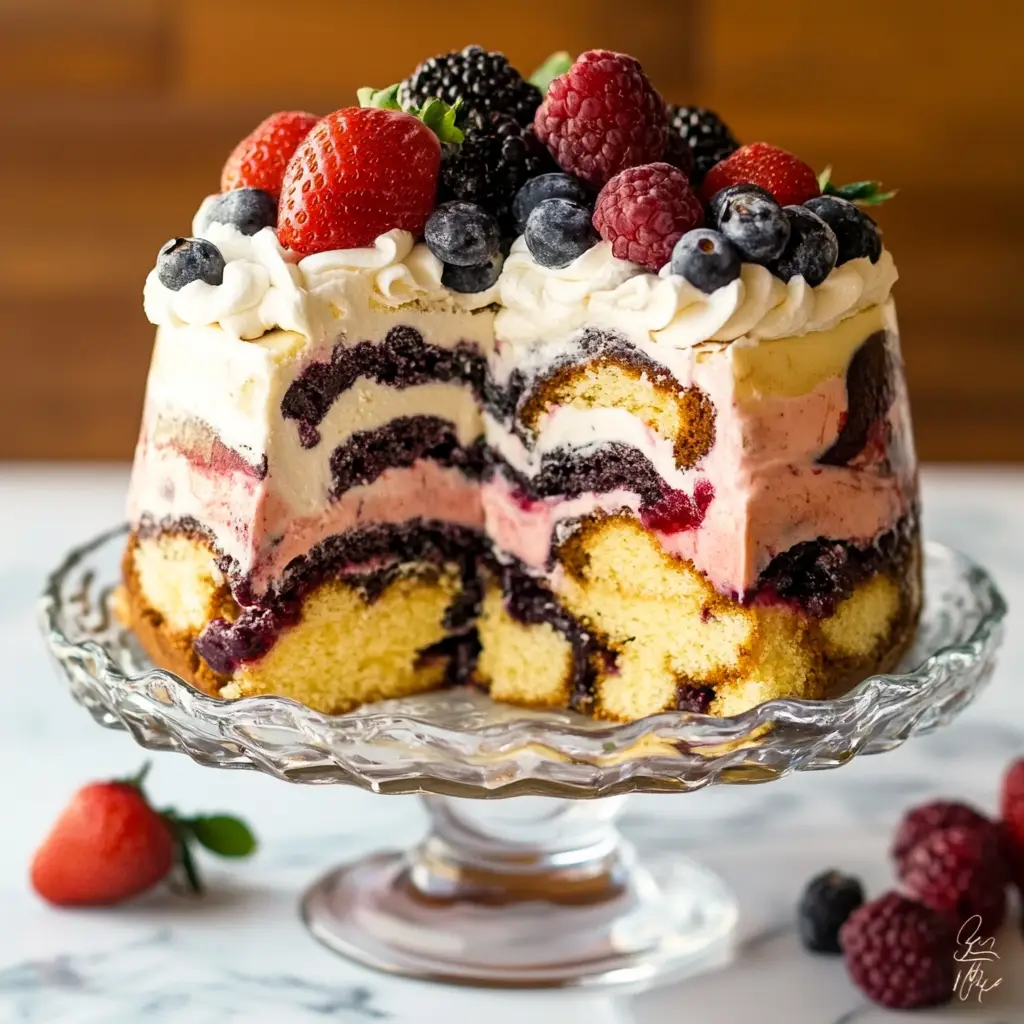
(495, 236, 897, 350)
(144, 210, 500, 342)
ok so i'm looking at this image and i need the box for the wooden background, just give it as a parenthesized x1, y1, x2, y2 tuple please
(1, 0, 1021, 461)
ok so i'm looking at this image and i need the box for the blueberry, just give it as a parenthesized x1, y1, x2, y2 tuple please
(442, 253, 502, 294)
(524, 199, 598, 269)
(707, 183, 775, 227)
(197, 188, 277, 237)
(425, 201, 501, 267)
(670, 229, 741, 293)
(156, 237, 226, 291)
(797, 871, 864, 954)
(512, 173, 592, 233)
(769, 207, 838, 287)
(804, 196, 882, 265)
(711, 186, 790, 263)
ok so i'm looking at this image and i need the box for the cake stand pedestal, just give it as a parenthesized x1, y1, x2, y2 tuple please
(40, 528, 1005, 990)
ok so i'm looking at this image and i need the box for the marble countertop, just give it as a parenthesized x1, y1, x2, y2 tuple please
(2, 465, 1022, 1024)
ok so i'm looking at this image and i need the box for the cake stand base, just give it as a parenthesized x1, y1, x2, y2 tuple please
(301, 795, 737, 988)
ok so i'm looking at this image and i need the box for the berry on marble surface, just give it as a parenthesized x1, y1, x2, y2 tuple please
(840, 892, 955, 1009)
(156, 237, 226, 290)
(533, 50, 667, 188)
(220, 110, 320, 200)
(512, 172, 592, 233)
(804, 195, 882, 265)
(441, 253, 503, 293)
(593, 162, 704, 272)
(670, 229, 740, 293)
(797, 870, 864, 954)
(899, 825, 1008, 933)
(891, 799, 998, 869)
(198, 188, 277, 237)
(700, 142, 820, 208)
(425, 201, 501, 267)
(769, 206, 838, 287)
(524, 198, 598, 269)
(711, 185, 790, 263)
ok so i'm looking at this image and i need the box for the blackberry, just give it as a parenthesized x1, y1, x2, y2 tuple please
(399, 45, 541, 127)
(441, 112, 556, 231)
(668, 105, 739, 183)
(798, 870, 865, 954)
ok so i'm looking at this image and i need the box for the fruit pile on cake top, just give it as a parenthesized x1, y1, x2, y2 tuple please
(153, 45, 893, 311)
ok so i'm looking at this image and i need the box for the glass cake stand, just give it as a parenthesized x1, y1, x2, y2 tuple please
(39, 526, 1006, 990)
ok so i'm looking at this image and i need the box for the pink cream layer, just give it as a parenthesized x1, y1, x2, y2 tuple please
(483, 337, 915, 596)
(129, 433, 483, 596)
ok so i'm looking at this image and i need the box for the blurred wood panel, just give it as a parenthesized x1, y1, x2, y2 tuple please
(0, 0, 1020, 460)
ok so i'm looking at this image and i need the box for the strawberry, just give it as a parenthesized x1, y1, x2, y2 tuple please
(278, 107, 441, 256)
(221, 111, 320, 200)
(700, 142, 820, 208)
(31, 764, 256, 907)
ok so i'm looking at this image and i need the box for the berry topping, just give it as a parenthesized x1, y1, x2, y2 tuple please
(797, 870, 864, 954)
(157, 237, 225, 291)
(840, 892, 955, 1010)
(425, 201, 501, 267)
(640, 479, 714, 534)
(1001, 758, 1024, 887)
(769, 206, 838, 287)
(670, 229, 740, 293)
(30, 763, 256, 906)
(667, 106, 738, 184)
(524, 198, 598, 269)
(441, 254, 503, 294)
(710, 185, 790, 263)
(534, 50, 668, 188)
(804, 195, 882, 265)
(278, 107, 440, 256)
(700, 142, 820, 208)
(593, 162, 704, 272)
(197, 188, 277, 237)
(220, 111, 319, 200)
(898, 826, 1008, 932)
(399, 45, 541, 127)
(512, 172, 592, 233)
(891, 800, 998, 869)
(440, 111, 555, 230)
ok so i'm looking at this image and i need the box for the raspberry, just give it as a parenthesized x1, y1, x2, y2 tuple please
(221, 111, 319, 200)
(534, 50, 667, 189)
(277, 107, 440, 256)
(1000, 758, 1024, 888)
(892, 800, 998, 869)
(593, 163, 704, 272)
(840, 893, 955, 1010)
(700, 142, 820, 208)
(899, 826, 1008, 933)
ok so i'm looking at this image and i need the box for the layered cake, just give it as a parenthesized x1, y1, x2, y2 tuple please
(121, 46, 920, 721)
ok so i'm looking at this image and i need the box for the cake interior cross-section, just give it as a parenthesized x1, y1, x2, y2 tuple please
(119, 46, 920, 722)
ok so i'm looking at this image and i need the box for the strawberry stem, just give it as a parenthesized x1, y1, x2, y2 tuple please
(122, 761, 152, 791)
(817, 165, 897, 207)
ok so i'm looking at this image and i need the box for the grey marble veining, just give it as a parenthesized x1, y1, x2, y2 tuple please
(2, 465, 1023, 1024)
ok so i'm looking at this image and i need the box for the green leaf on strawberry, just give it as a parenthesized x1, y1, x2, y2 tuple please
(817, 166, 897, 206)
(530, 51, 573, 93)
(358, 84, 464, 144)
(183, 815, 258, 858)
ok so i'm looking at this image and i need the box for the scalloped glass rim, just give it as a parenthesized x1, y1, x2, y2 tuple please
(38, 525, 1007, 796)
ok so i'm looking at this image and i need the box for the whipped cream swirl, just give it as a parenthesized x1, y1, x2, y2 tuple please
(143, 198, 499, 341)
(495, 237, 898, 349)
